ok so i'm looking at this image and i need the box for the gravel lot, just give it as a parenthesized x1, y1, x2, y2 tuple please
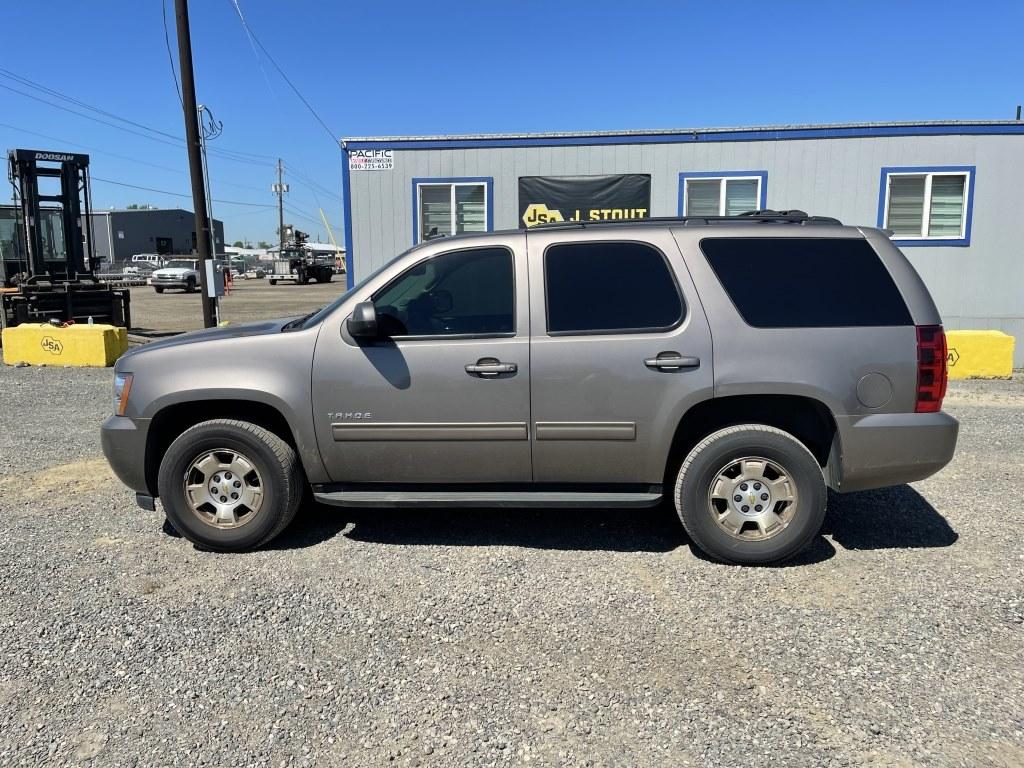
(0, 365, 1022, 767)
(129, 279, 344, 335)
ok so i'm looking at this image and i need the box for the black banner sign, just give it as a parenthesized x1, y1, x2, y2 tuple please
(518, 174, 651, 228)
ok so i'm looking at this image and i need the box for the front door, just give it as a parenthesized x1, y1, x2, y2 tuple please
(526, 228, 714, 485)
(311, 236, 531, 484)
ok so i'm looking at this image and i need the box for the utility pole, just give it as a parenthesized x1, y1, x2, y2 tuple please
(273, 158, 288, 256)
(173, 0, 216, 328)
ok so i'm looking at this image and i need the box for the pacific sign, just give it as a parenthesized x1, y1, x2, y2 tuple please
(349, 149, 394, 171)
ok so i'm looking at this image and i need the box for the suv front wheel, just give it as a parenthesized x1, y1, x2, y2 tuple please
(674, 425, 826, 565)
(157, 419, 304, 551)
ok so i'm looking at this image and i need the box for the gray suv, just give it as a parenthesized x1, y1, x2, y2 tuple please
(101, 211, 958, 565)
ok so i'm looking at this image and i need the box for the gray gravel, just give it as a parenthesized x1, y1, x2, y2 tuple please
(0, 364, 1022, 767)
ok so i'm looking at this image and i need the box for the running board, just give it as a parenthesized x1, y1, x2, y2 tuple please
(313, 490, 663, 509)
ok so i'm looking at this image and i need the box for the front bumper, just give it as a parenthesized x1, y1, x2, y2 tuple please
(152, 280, 188, 289)
(100, 414, 151, 494)
(835, 411, 959, 492)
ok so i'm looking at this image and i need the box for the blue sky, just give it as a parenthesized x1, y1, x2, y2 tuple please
(1, 0, 1020, 245)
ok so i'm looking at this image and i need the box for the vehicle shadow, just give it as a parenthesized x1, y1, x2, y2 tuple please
(254, 482, 957, 558)
(823, 484, 958, 551)
(266, 501, 351, 550)
(338, 503, 686, 553)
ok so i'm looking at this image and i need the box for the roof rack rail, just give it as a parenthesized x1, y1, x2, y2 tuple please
(528, 209, 842, 230)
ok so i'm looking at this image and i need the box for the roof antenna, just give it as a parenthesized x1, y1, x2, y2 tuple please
(1016, 104, 1022, 121)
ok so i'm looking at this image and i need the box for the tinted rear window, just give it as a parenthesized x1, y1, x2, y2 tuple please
(700, 237, 912, 328)
(545, 242, 683, 334)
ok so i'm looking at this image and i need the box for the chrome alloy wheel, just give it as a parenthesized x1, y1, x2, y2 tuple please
(707, 456, 798, 541)
(183, 449, 265, 529)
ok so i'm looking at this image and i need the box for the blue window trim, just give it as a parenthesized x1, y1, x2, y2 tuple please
(411, 177, 494, 245)
(876, 165, 976, 247)
(341, 146, 354, 288)
(677, 171, 768, 216)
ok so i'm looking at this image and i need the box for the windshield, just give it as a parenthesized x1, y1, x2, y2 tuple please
(165, 260, 197, 270)
(286, 247, 416, 331)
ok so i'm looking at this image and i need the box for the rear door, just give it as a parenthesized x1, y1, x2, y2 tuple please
(527, 228, 714, 485)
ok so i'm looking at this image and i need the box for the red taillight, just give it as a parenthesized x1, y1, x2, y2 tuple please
(915, 325, 947, 413)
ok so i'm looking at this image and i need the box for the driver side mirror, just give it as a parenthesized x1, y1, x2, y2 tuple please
(347, 300, 378, 338)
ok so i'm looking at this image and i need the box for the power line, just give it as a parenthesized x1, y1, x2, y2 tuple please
(285, 164, 339, 199)
(228, 0, 338, 144)
(0, 67, 276, 166)
(161, 0, 184, 107)
(229, 0, 279, 102)
(283, 203, 325, 228)
(91, 176, 274, 208)
(0, 120, 281, 198)
(227, 204, 280, 219)
(0, 121, 184, 175)
(0, 81, 185, 149)
(0, 80, 270, 168)
(0, 67, 182, 142)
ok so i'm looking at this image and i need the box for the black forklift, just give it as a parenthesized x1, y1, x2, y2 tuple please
(267, 226, 335, 285)
(1, 149, 130, 329)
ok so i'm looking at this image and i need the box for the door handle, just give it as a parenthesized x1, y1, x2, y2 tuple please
(644, 353, 700, 371)
(466, 358, 518, 377)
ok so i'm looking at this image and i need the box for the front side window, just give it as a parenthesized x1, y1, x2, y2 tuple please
(545, 242, 683, 334)
(416, 181, 488, 241)
(372, 246, 514, 337)
(681, 173, 766, 217)
(881, 167, 973, 243)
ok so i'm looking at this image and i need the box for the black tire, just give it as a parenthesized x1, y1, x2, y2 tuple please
(185, 277, 197, 293)
(157, 419, 304, 551)
(269, 279, 277, 285)
(154, 286, 164, 294)
(673, 424, 826, 566)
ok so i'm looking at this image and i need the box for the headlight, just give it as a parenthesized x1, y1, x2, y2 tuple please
(113, 372, 134, 416)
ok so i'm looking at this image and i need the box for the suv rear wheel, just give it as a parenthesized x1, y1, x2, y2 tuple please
(157, 419, 304, 551)
(673, 424, 826, 565)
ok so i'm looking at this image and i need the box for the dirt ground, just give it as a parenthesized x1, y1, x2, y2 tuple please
(128, 277, 346, 335)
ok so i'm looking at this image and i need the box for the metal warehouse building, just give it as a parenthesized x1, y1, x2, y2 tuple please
(88, 208, 225, 265)
(339, 121, 1024, 364)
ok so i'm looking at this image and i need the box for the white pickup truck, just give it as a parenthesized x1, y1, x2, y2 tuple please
(150, 258, 200, 293)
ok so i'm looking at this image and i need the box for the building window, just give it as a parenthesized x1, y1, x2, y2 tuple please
(678, 171, 768, 217)
(412, 178, 493, 243)
(878, 166, 975, 246)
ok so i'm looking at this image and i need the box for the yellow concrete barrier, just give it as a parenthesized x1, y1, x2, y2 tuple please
(2, 323, 128, 367)
(945, 330, 1015, 379)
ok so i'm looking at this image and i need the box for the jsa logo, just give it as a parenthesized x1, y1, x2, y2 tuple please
(522, 203, 564, 227)
(40, 336, 64, 355)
